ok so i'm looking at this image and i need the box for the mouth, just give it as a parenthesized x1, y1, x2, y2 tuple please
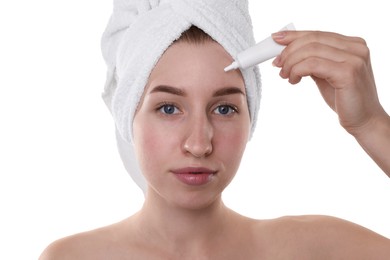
(171, 167, 217, 186)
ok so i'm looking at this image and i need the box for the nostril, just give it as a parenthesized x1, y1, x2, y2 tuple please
(182, 116, 214, 158)
(183, 141, 213, 158)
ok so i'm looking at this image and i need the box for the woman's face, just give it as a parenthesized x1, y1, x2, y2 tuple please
(133, 40, 251, 209)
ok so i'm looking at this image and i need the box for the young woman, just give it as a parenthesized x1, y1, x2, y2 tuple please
(40, 26, 390, 259)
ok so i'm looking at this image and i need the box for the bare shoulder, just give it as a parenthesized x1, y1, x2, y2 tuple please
(39, 231, 95, 260)
(39, 220, 133, 260)
(255, 215, 390, 259)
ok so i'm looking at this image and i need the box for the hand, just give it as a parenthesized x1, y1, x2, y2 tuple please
(272, 30, 390, 176)
(271, 30, 386, 136)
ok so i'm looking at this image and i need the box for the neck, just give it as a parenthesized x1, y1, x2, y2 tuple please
(134, 188, 235, 253)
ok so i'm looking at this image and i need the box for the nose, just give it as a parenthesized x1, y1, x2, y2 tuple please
(183, 113, 213, 158)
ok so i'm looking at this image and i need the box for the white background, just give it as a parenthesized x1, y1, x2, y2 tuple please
(0, 1, 389, 259)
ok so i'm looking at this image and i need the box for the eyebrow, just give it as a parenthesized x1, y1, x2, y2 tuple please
(150, 85, 245, 97)
(150, 85, 186, 96)
(213, 87, 245, 97)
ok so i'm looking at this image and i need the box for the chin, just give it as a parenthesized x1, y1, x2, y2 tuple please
(161, 187, 224, 211)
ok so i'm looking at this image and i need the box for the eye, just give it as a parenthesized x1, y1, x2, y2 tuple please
(158, 103, 180, 115)
(214, 104, 237, 116)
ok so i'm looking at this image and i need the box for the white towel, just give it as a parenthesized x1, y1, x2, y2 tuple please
(101, 0, 261, 193)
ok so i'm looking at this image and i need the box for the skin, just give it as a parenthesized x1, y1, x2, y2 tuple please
(40, 32, 390, 260)
(272, 30, 390, 176)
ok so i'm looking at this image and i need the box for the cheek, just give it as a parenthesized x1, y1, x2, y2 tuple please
(213, 120, 250, 166)
(133, 116, 178, 174)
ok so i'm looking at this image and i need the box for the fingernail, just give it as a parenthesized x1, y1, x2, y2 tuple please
(272, 55, 281, 67)
(272, 31, 286, 40)
(279, 68, 288, 79)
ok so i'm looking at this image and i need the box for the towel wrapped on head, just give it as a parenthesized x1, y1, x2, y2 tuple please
(101, 0, 261, 194)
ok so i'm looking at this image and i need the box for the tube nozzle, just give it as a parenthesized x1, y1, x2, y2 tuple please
(224, 61, 239, 72)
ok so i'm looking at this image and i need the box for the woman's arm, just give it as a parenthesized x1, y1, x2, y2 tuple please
(352, 110, 390, 176)
(272, 30, 390, 177)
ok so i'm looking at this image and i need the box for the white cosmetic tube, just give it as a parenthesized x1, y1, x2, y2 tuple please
(224, 23, 295, 72)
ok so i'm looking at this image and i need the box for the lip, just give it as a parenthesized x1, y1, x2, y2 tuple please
(171, 167, 217, 186)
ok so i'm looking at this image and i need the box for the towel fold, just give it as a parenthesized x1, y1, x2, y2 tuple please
(101, 0, 261, 193)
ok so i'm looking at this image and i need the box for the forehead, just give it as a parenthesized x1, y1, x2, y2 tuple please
(146, 41, 245, 92)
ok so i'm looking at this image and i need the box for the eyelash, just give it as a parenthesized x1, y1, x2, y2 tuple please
(214, 103, 238, 116)
(156, 102, 181, 115)
(156, 102, 238, 116)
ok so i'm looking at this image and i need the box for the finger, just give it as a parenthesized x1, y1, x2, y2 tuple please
(273, 31, 368, 60)
(273, 30, 366, 48)
(279, 43, 350, 79)
(286, 54, 362, 89)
